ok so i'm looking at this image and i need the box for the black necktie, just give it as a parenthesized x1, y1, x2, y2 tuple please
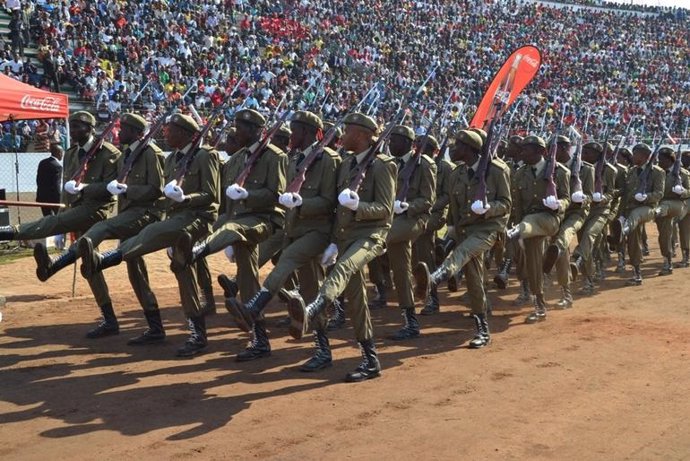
(123, 147, 132, 161)
(175, 150, 184, 162)
(296, 152, 306, 166)
(398, 158, 405, 171)
(78, 148, 87, 162)
(350, 157, 358, 171)
(468, 167, 475, 180)
(532, 167, 538, 177)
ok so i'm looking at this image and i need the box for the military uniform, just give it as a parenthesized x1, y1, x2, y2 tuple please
(654, 151, 690, 274)
(548, 155, 594, 307)
(617, 144, 665, 284)
(79, 113, 220, 356)
(511, 136, 571, 321)
(384, 126, 436, 340)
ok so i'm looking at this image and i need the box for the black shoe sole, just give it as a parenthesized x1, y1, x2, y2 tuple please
(344, 370, 381, 383)
(542, 245, 560, 274)
(78, 237, 95, 279)
(412, 262, 430, 300)
(226, 298, 253, 333)
(176, 344, 208, 358)
(217, 274, 239, 299)
(85, 328, 120, 339)
(235, 350, 271, 362)
(286, 297, 306, 340)
(299, 360, 333, 372)
(493, 274, 507, 290)
(127, 335, 166, 346)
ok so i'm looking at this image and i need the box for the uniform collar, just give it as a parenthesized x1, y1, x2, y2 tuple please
(355, 148, 369, 164)
(469, 158, 480, 172)
(401, 151, 413, 164)
(80, 135, 95, 152)
(532, 157, 546, 176)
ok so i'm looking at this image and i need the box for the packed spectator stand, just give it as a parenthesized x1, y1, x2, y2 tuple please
(1, 0, 688, 152)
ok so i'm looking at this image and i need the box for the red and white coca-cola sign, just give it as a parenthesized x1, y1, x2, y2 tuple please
(20, 94, 62, 113)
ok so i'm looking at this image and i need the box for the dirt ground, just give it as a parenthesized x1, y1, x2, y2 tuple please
(1, 228, 689, 461)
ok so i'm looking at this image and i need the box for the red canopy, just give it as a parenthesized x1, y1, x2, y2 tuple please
(0, 73, 69, 122)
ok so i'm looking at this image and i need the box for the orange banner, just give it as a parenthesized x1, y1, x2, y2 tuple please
(0, 74, 69, 122)
(470, 45, 542, 130)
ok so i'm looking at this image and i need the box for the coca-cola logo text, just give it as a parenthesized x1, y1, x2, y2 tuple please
(20, 95, 62, 113)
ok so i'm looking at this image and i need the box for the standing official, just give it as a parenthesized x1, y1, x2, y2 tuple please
(36, 141, 63, 217)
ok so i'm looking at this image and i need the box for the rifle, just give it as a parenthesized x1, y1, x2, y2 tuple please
(286, 84, 384, 194)
(117, 109, 173, 183)
(72, 114, 121, 184)
(543, 133, 559, 198)
(636, 137, 665, 195)
(671, 139, 684, 188)
(349, 64, 439, 192)
(569, 107, 590, 195)
(234, 104, 291, 188)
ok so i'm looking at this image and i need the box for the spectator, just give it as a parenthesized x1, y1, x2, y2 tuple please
(35, 139, 63, 217)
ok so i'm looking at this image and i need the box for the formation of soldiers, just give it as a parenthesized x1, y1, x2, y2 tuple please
(1, 104, 689, 383)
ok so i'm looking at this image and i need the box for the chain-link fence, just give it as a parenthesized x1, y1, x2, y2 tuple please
(0, 151, 53, 226)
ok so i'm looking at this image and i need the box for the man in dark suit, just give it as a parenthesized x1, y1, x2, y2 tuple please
(36, 141, 63, 217)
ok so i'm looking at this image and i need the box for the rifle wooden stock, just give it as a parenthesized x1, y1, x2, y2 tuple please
(235, 110, 291, 188)
(0, 200, 65, 208)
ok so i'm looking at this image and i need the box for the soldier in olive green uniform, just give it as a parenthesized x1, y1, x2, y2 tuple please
(654, 147, 690, 275)
(225, 111, 340, 369)
(382, 125, 436, 340)
(676, 151, 690, 268)
(413, 129, 511, 348)
(572, 142, 617, 295)
(414, 134, 454, 315)
(610, 143, 665, 285)
(171, 109, 287, 316)
(79, 113, 220, 357)
(0, 112, 120, 330)
(34, 113, 166, 340)
(611, 147, 632, 273)
(543, 135, 594, 308)
(508, 135, 571, 323)
(286, 112, 396, 383)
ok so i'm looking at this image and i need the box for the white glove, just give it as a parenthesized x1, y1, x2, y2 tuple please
(471, 199, 491, 215)
(279, 192, 303, 209)
(634, 193, 647, 203)
(543, 195, 560, 211)
(673, 185, 685, 195)
(226, 183, 249, 201)
(393, 200, 409, 215)
(106, 179, 127, 196)
(64, 180, 85, 195)
(592, 192, 603, 203)
(164, 181, 186, 202)
(320, 243, 338, 266)
(338, 188, 359, 211)
(53, 233, 65, 250)
(571, 191, 586, 204)
(224, 245, 235, 263)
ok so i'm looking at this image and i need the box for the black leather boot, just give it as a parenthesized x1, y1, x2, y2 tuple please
(626, 265, 642, 286)
(171, 232, 209, 272)
(555, 286, 573, 309)
(300, 329, 332, 372)
(34, 244, 76, 281)
(287, 293, 327, 340)
(494, 257, 512, 289)
(659, 256, 673, 276)
(542, 244, 561, 274)
(367, 283, 388, 309)
(579, 276, 596, 296)
(327, 297, 346, 330)
(675, 249, 690, 268)
(218, 274, 239, 301)
(420, 285, 439, 315)
(0, 225, 16, 241)
(468, 313, 491, 349)
(86, 303, 120, 338)
(513, 280, 532, 306)
(236, 320, 271, 362)
(128, 310, 166, 345)
(569, 255, 583, 280)
(176, 315, 208, 357)
(345, 339, 381, 382)
(78, 237, 122, 278)
(227, 289, 272, 333)
(413, 262, 449, 300)
(390, 308, 420, 340)
(525, 295, 547, 323)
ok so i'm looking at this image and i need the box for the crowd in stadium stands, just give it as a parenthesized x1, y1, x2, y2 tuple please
(0, 0, 688, 151)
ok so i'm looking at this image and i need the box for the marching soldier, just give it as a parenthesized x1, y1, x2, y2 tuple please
(676, 151, 690, 268)
(383, 125, 436, 340)
(654, 147, 690, 275)
(610, 143, 665, 286)
(543, 135, 594, 308)
(224, 110, 340, 368)
(611, 146, 632, 273)
(286, 112, 396, 382)
(413, 129, 511, 347)
(507, 135, 570, 323)
(79, 113, 221, 357)
(34, 113, 166, 340)
(0, 111, 120, 331)
(572, 142, 617, 295)
(272, 124, 292, 152)
(171, 109, 287, 320)
(414, 134, 455, 315)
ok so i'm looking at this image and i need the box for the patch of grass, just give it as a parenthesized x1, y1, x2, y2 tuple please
(0, 246, 34, 265)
